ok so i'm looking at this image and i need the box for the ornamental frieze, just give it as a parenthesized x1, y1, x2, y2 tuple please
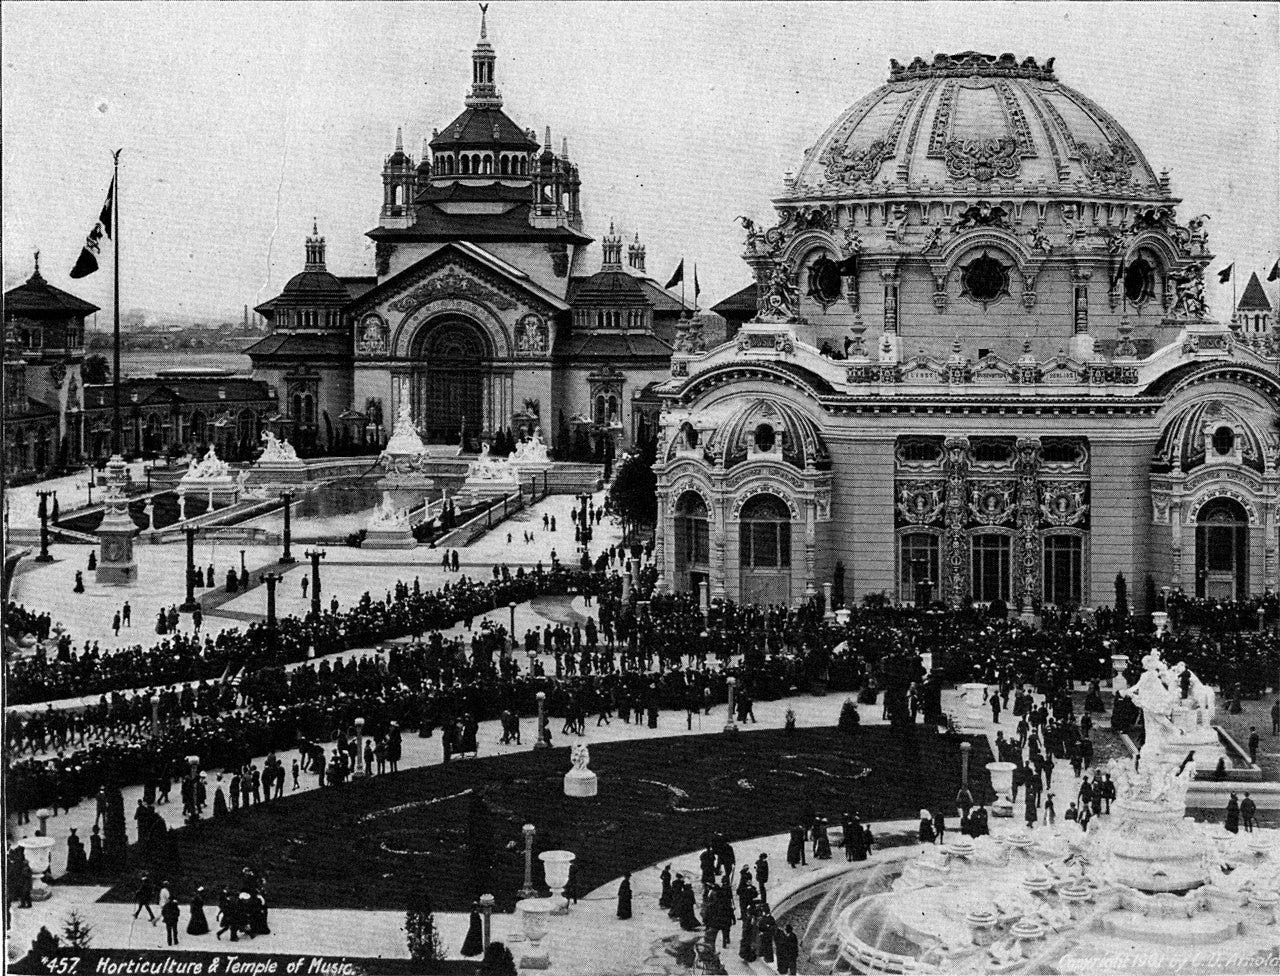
(355, 314, 389, 356)
(1078, 141, 1135, 186)
(1040, 481, 1089, 526)
(514, 314, 548, 355)
(387, 269, 517, 315)
(897, 480, 946, 526)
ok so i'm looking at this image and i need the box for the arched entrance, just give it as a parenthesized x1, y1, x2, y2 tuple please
(738, 493, 792, 606)
(1195, 497, 1248, 599)
(673, 490, 710, 596)
(412, 316, 490, 445)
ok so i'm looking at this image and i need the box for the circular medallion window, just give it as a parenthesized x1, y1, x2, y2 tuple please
(960, 251, 1011, 308)
(807, 256, 843, 306)
(754, 423, 776, 453)
(1124, 257, 1155, 305)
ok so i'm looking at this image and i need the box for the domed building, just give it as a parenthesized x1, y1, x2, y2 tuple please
(247, 9, 690, 456)
(657, 52, 1279, 610)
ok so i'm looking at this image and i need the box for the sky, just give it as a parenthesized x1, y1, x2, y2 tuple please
(3, 1, 1277, 322)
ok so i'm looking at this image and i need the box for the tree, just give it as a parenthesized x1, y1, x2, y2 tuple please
(63, 911, 93, 949)
(1114, 572, 1129, 617)
(82, 354, 110, 385)
(608, 449, 657, 541)
(404, 892, 445, 962)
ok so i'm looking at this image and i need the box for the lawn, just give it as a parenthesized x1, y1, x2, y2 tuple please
(97, 725, 987, 912)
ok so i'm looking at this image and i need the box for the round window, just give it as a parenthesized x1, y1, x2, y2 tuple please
(960, 251, 1010, 305)
(754, 423, 776, 453)
(1211, 426, 1235, 456)
(807, 256, 843, 305)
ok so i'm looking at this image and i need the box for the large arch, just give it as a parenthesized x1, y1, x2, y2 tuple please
(736, 492, 794, 606)
(409, 314, 495, 444)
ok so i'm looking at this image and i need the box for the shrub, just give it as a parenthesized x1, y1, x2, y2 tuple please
(63, 911, 93, 949)
(480, 941, 517, 976)
(404, 892, 445, 962)
(837, 698, 861, 734)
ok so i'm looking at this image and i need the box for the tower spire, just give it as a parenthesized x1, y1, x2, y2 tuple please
(465, 4, 502, 109)
(601, 220, 623, 271)
(305, 219, 326, 271)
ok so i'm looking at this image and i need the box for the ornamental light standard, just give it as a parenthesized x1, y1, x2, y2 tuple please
(279, 490, 296, 564)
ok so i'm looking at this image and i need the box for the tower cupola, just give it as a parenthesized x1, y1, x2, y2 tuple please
(304, 219, 327, 270)
(465, 4, 502, 109)
(628, 232, 646, 274)
(601, 221, 624, 271)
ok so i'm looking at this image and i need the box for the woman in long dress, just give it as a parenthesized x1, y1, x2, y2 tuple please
(658, 865, 672, 909)
(616, 873, 632, 920)
(460, 905, 484, 957)
(187, 887, 210, 935)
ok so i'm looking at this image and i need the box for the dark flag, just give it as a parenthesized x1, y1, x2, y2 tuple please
(1268, 260, 1279, 282)
(664, 259, 684, 290)
(835, 251, 859, 276)
(70, 176, 116, 279)
(693, 264, 700, 302)
(1217, 263, 1233, 284)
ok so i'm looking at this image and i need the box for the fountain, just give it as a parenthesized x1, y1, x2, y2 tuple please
(375, 402, 434, 518)
(248, 430, 307, 486)
(177, 445, 240, 516)
(458, 441, 519, 505)
(363, 491, 415, 549)
(510, 429, 552, 475)
(795, 647, 1280, 974)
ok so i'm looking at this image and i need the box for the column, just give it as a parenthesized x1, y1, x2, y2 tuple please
(1169, 500, 1184, 589)
(804, 499, 817, 600)
(1014, 439, 1042, 609)
(654, 491, 668, 590)
(942, 437, 971, 606)
(711, 501, 727, 601)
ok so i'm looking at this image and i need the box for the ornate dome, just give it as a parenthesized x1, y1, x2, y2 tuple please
(707, 398, 831, 470)
(789, 52, 1163, 200)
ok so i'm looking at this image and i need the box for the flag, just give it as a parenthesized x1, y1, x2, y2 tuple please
(664, 259, 684, 290)
(835, 252, 859, 276)
(1268, 260, 1279, 282)
(70, 176, 115, 279)
(1217, 264, 1233, 284)
(693, 264, 700, 301)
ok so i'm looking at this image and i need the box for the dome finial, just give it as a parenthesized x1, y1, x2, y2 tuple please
(395, 127, 403, 152)
(465, 4, 502, 108)
(33, 249, 40, 279)
(479, 2, 488, 40)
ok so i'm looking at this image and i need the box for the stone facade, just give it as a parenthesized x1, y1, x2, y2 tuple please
(656, 53, 1280, 612)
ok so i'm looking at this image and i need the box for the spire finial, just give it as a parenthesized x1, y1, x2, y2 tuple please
(312, 217, 318, 236)
(33, 249, 40, 277)
(479, 3, 489, 39)
(545, 125, 551, 151)
(395, 127, 403, 152)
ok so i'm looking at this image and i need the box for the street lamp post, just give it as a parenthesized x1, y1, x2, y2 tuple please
(279, 491, 296, 564)
(509, 601, 517, 642)
(518, 824, 538, 898)
(262, 571, 282, 633)
(534, 691, 548, 749)
(478, 893, 495, 950)
(35, 490, 56, 562)
(239, 548, 247, 580)
(305, 548, 326, 619)
(180, 527, 200, 612)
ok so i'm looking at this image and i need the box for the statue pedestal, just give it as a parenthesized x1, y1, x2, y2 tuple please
(95, 491, 138, 585)
(563, 768, 598, 798)
(363, 525, 416, 549)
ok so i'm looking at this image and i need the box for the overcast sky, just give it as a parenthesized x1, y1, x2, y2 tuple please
(3, 1, 1277, 322)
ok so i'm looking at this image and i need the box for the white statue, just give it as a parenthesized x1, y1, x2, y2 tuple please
(368, 491, 409, 529)
(511, 429, 550, 465)
(1122, 650, 1178, 764)
(185, 445, 231, 481)
(380, 401, 429, 473)
(258, 429, 299, 463)
(466, 442, 516, 483)
(570, 743, 591, 772)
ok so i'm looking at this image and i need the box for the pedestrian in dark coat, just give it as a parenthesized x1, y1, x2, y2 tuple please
(187, 888, 209, 935)
(1225, 793, 1240, 834)
(616, 873, 632, 920)
(658, 865, 673, 909)
(161, 896, 181, 946)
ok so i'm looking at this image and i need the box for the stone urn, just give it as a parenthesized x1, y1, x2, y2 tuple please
(539, 850, 575, 914)
(961, 682, 988, 731)
(19, 836, 55, 900)
(1151, 611, 1170, 637)
(986, 761, 1017, 817)
(1110, 653, 1131, 690)
(516, 897, 553, 969)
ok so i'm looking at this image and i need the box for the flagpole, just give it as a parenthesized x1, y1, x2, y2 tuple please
(111, 148, 122, 458)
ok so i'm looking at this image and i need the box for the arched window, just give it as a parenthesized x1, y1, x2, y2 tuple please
(483, 155, 492, 174)
(739, 494, 791, 569)
(1196, 497, 1248, 599)
(674, 491, 710, 585)
(594, 395, 606, 425)
(460, 155, 470, 175)
(960, 251, 1011, 306)
(500, 155, 510, 175)
(681, 423, 699, 450)
(754, 423, 776, 453)
(970, 533, 1011, 603)
(1124, 256, 1155, 305)
(189, 410, 206, 442)
(521, 157, 528, 175)
(1211, 426, 1235, 457)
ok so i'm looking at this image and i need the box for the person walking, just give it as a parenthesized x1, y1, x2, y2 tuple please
(133, 872, 157, 924)
(1225, 793, 1240, 834)
(161, 893, 181, 946)
(1241, 792, 1257, 832)
(616, 873, 632, 920)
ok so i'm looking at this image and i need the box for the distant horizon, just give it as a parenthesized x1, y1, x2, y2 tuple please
(4, 2, 1277, 323)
